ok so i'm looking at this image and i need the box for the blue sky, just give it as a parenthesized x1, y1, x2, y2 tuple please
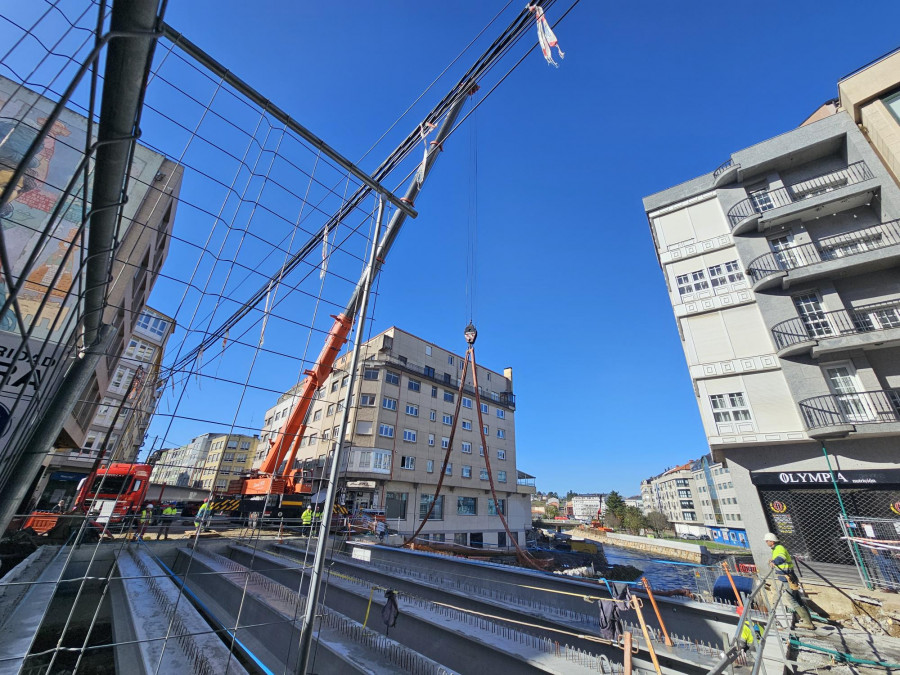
(145, 1, 900, 496)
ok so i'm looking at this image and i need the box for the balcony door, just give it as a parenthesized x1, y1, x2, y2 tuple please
(793, 292, 832, 338)
(769, 233, 801, 269)
(823, 363, 873, 423)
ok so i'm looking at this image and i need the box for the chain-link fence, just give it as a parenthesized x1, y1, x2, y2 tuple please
(839, 515, 900, 590)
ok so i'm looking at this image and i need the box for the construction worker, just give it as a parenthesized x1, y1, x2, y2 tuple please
(138, 503, 154, 540)
(51, 499, 66, 514)
(764, 532, 815, 629)
(195, 499, 210, 532)
(157, 503, 178, 540)
(736, 607, 762, 651)
(312, 508, 323, 535)
(301, 505, 313, 536)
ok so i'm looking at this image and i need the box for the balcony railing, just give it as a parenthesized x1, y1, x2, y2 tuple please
(747, 219, 900, 284)
(713, 159, 734, 178)
(376, 354, 516, 409)
(771, 300, 900, 351)
(799, 389, 900, 430)
(727, 161, 874, 230)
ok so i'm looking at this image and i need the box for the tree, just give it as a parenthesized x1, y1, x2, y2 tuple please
(623, 506, 647, 534)
(545, 504, 560, 519)
(605, 491, 626, 519)
(565, 490, 577, 500)
(603, 512, 622, 530)
(546, 491, 559, 499)
(645, 511, 670, 536)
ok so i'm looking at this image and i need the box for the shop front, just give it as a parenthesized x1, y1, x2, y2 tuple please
(752, 469, 900, 565)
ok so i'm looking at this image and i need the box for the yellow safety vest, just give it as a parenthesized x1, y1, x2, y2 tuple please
(140, 509, 152, 523)
(301, 509, 313, 524)
(163, 507, 178, 516)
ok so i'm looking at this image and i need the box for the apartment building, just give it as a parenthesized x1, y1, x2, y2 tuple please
(570, 493, 603, 522)
(197, 434, 259, 492)
(691, 455, 748, 548)
(643, 48, 900, 572)
(642, 463, 706, 537)
(257, 326, 534, 548)
(151, 434, 217, 488)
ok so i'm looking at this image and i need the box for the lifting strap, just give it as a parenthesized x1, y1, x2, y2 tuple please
(404, 324, 546, 571)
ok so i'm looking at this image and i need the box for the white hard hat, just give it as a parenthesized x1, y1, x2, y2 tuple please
(763, 532, 778, 543)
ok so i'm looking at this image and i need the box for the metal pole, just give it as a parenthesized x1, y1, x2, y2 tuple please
(821, 442, 872, 588)
(0, 325, 113, 533)
(295, 197, 385, 674)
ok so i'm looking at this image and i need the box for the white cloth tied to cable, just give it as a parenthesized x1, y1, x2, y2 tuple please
(320, 225, 329, 279)
(529, 4, 564, 67)
(416, 122, 437, 186)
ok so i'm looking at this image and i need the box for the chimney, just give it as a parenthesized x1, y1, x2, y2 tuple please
(503, 367, 513, 390)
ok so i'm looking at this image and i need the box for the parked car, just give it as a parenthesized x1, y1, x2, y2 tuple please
(698, 534, 711, 541)
(681, 533, 698, 540)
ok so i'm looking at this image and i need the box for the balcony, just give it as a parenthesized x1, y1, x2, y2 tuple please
(727, 161, 875, 234)
(712, 158, 739, 187)
(377, 354, 516, 410)
(771, 300, 900, 357)
(747, 219, 900, 290)
(799, 389, 900, 438)
(517, 470, 536, 494)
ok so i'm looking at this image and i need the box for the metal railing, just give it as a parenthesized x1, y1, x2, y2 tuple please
(727, 161, 874, 229)
(771, 300, 900, 351)
(799, 389, 900, 429)
(713, 158, 734, 178)
(376, 353, 516, 409)
(839, 515, 900, 591)
(747, 218, 900, 283)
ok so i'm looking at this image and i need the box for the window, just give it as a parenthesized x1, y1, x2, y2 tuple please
(313, 409, 322, 421)
(378, 423, 395, 438)
(480, 468, 489, 480)
(445, 462, 452, 476)
(124, 338, 154, 362)
(448, 355, 454, 366)
(497, 449, 506, 460)
(749, 187, 774, 212)
(383, 397, 397, 411)
(708, 260, 744, 286)
(426, 459, 434, 473)
(709, 393, 752, 423)
(342, 375, 349, 388)
(307, 434, 317, 446)
(425, 345, 432, 356)
(401, 455, 415, 470)
(385, 371, 400, 385)
(327, 403, 335, 416)
(331, 380, 340, 393)
(441, 437, 450, 449)
(419, 494, 443, 520)
(462, 397, 473, 409)
(443, 391, 454, 403)
(793, 292, 832, 337)
(496, 408, 505, 419)
(675, 269, 709, 296)
(337, 401, 345, 412)
(428, 433, 435, 446)
(372, 451, 391, 471)
(457, 496, 477, 516)
(224, 452, 235, 461)
(488, 499, 506, 516)
(364, 368, 379, 380)
(136, 311, 168, 337)
(360, 394, 376, 407)
(479, 446, 484, 456)
(461, 420, 472, 431)
(425, 366, 435, 379)
(481, 403, 489, 413)
(429, 409, 437, 421)
(442, 414, 453, 425)
(498, 471, 507, 483)
(483, 424, 489, 435)
(403, 429, 417, 442)
(406, 404, 419, 417)
(461, 442, 472, 454)
(408, 379, 421, 392)
(109, 365, 134, 393)
(321, 430, 330, 441)
(462, 465, 472, 478)
(333, 426, 340, 438)
(496, 428, 506, 439)
(431, 385, 438, 397)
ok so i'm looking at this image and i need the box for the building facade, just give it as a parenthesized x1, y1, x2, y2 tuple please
(570, 493, 603, 522)
(642, 463, 706, 537)
(643, 48, 900, 571)
(197, 434, 259, 492)
(151, 434, 217, 488)
(691, 455, 748, 547)
(257, 326, 534, 548)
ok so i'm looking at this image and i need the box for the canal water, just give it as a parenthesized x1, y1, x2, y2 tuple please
(601, 542, 699, 590)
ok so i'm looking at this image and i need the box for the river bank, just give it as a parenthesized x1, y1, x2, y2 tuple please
(572, 526, 710, 564)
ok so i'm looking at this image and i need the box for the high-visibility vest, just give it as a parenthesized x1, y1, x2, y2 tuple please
(771, 544, 793, 572)
(140, 509, 152, 523)
(163, 507, 178, 517)
(197, 503, 209, 518)
(301, 509, 313, 525)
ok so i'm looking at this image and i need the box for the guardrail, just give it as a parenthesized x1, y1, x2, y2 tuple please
(770, 300, 900, 351)
(798, 389, 900, 429)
